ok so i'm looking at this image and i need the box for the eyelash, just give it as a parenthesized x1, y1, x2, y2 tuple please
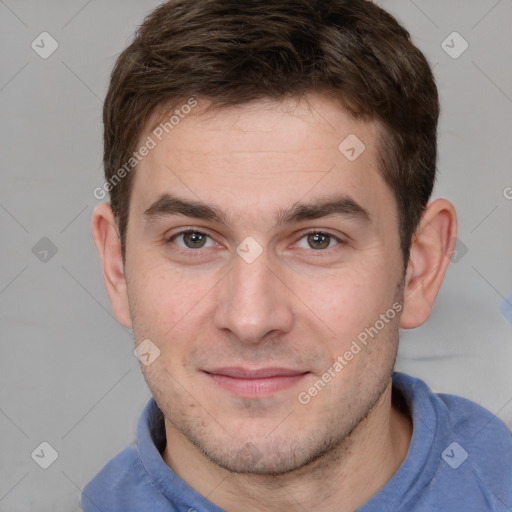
(165, 228, 345, 257)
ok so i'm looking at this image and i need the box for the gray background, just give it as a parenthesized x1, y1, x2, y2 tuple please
(1, 0, 511, 510)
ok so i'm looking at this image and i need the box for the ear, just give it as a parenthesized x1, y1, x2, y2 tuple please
(400, 198, 457, 329)
(91, 203, 132, 328)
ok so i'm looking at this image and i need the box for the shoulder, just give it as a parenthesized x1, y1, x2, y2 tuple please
(394, 372, 511, 445)
(394, 372, 512, 511)
(436, 390, 512, 494)
(435, 393, 512, 511)
(82, 446, 142, 510)
(81, 398, 197, 511)
(81, 445, 173, 512)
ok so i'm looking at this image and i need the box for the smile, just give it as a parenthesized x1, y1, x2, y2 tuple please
(202, 367, 310, 398)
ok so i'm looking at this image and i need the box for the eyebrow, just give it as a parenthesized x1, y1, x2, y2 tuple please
(143, 193, 371, 228)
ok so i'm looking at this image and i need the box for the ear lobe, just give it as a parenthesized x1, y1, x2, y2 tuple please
(91, 202, 133, 328)
(400, 199, 457, 329)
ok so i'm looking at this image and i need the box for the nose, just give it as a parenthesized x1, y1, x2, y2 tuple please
(213, 247, 294, 344)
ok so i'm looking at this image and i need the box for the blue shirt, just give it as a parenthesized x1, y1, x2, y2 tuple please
(82, 373, 512, 511)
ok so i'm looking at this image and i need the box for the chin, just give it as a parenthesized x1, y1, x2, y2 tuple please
(189, 426, 348, 477)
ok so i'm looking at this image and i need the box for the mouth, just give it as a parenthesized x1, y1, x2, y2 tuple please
(202, 367, 310, 398)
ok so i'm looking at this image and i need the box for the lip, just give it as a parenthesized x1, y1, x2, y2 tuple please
(203, 367, 309, 397)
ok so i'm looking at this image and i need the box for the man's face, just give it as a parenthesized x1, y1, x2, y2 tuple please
(124, 94, 405, 474)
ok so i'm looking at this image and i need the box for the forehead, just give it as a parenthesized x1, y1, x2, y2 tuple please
(130, 94, 397, 231)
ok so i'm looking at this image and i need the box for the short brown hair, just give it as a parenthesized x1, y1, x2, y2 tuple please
(103, 0, 439, 269)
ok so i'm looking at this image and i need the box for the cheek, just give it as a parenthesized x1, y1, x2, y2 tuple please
(127, 259, 213, 343)
(293, 264, 396, 344)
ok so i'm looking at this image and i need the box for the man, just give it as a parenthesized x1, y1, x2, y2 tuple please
(84, 0, 512, 510)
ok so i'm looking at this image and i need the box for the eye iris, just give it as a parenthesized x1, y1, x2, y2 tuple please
(184, 232, 206, 248)
(308, 233, 330, 250)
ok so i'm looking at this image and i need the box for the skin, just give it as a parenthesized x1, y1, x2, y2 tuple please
(92, 94, 457, 512)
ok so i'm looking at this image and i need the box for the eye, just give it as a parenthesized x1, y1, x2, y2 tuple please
(295, 231, 343, 251)
(168, 229, 216, 250)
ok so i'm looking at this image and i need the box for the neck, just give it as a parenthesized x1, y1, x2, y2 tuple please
(162, 382, 412, 512)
